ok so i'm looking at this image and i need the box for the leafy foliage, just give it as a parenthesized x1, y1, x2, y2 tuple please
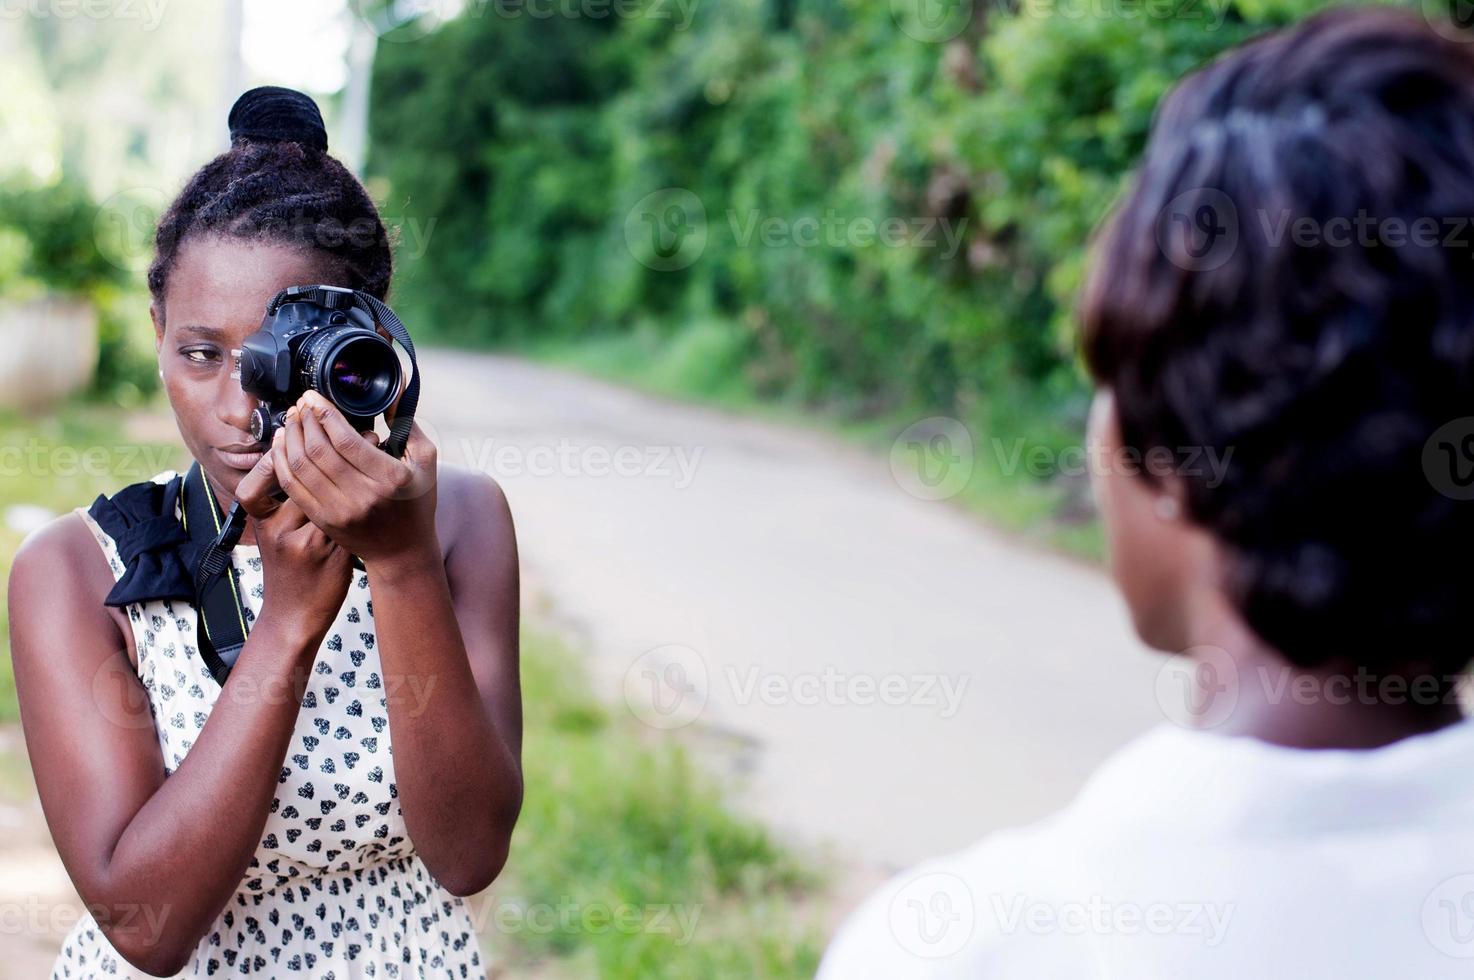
(370, 0, 1414, 433)
(0, 180, 120, 297)
(0, 180, 156, 402)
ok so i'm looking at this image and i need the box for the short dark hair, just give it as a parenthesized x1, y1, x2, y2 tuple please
(1080, 6, 1474, 674)
(147, 95, 392, 316)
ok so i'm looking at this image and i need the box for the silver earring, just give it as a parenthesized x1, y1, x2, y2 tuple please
(1154, 496, 1180, 521)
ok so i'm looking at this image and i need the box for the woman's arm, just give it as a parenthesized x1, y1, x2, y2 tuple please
(8, 492, 350, 973)
(368, 469, 524, 896)
(267, 392, 524, 896)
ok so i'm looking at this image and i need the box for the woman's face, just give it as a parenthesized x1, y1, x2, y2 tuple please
(1087, 388, 1217, 652)
(152, 235, 340, 499)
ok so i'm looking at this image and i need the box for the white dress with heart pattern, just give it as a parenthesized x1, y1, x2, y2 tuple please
(49, 471, 486, 979)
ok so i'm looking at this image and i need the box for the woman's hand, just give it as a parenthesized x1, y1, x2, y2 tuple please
(236, 446, 355, 643)
(266, 389, 440, 567)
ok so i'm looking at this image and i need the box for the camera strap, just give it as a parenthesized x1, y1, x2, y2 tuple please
(187, 287, 419, 683)
(356, 291, 420, 459)
(183, 460, 250, 685)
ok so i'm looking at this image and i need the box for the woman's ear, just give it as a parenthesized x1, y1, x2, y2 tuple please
(150, 301, 164, 352)
(1089, 388, 1213, 651)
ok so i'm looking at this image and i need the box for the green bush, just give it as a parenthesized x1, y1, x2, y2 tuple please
(0, 179, 120, 296)
(0, 179, 158, 403)
(369, 0, 1417, 456)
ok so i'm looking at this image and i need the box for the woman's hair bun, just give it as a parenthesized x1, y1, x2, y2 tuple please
(227, 86, 328, 153)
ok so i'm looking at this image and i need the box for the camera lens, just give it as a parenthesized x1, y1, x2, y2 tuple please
(331, 352, 378, 402)
(309, 331, 400, 417)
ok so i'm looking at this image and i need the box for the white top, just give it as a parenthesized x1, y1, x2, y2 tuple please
(818, 718, 1474, 979)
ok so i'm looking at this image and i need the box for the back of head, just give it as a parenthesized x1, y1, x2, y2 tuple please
(1081, 7, 1474, 677)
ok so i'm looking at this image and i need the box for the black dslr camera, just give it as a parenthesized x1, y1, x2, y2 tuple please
(234, 284, 407, 448)
(192, 284, 420, 677)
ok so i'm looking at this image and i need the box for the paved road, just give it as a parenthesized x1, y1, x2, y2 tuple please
(417, 351, 1167, 871)
(0, 351, 1172, 976)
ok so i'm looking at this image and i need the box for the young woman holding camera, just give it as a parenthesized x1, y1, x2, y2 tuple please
(7, 87, 522, 978)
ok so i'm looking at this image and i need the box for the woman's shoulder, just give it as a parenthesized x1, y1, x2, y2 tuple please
(8, 509, 125, 646)
(438, 461, 508, 505)
(17, 467, 176, 572)
(436, 462, 514, 544)
(816, 830, 1048, 979)
(12, 508, 103, 581)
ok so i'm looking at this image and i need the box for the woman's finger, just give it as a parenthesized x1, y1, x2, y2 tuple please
(285, 404, 352, 516)
(301, 398, 379, 498)
(250, 490, 310, 537)
(272, 410, 327, 518)
(300, 391, 398, 483)
(235, 435, 285, 519)
(404, 420, 438, 472)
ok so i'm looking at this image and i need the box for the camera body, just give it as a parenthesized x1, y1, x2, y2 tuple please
(235, 285, 403, 447)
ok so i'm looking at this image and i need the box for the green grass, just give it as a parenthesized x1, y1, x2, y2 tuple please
(0, 730, 33, 804)
(0, 400, 182, 723)
(517, 320, 1106, 562)
(482, 625, 826, 978)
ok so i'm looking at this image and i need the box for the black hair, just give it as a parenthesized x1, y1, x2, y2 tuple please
(1080, 7, 1474, 675)
(147, 86, 393, 316)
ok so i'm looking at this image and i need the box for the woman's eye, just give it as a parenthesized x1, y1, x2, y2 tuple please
(182, 348, 219, 364)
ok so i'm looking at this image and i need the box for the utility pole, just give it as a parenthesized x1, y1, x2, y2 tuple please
(220, 0, 245, 152)
(340, 9, 377, 175)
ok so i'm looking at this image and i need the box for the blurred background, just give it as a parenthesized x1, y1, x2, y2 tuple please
(0, 0, 1445, 976)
